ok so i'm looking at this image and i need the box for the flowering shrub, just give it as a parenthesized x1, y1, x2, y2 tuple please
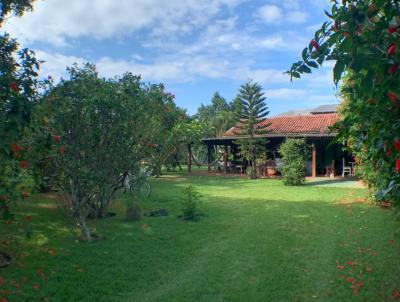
(287, 0, 400, 206)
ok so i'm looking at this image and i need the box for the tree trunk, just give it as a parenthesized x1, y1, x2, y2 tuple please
(251, 149, 257, 179)
(77, 214, 92, 242)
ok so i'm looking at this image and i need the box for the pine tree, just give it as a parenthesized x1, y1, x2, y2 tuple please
(234, 81, 270, 179)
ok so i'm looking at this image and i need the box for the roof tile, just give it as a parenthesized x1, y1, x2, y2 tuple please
(224, 113, 338, 136)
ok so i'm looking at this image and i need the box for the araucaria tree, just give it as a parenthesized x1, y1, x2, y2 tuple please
(234, 81, 270, 179)
(286, 0, 400, 207)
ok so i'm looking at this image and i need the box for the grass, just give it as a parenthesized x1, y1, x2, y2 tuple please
(1, 173, 400, 302)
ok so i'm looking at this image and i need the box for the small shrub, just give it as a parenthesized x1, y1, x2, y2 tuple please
(246, 166, 256, 179)
(180, 185, 201, 221)
(279, 139, 310, 186)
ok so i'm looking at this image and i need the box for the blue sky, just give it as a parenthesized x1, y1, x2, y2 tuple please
(3, 0, 339, 115)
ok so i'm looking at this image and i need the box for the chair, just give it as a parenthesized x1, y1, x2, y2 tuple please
(342, 158, 352, 177)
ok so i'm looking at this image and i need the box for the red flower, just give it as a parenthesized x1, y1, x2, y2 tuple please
(19, 160, 29, 169)
(386, 148, 393, 157)
(14, 153, 21, 159)
(10, 143, 23, 153)
(59, 145, 65, 155)
(393, 290, 400, 299)
(347, 277, 356, 284)
(388, 26, 398, 34)
(388, 44, 397, 56)
(396, 159, 400, 173)
(333, 21, 339, 31)
(388, 64, 398, 74)
(10, 82, 19, 92)
(310, 39, 320, 51)
(394, 139, 400, 151)
(389, 92, 398, 103)
(52, 134, 61, 142)
(22, 192, 30, 198)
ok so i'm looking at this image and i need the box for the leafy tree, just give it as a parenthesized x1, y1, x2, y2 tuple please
(33, 64, 172, 241)
(234, 81, 270, 179)
(279, 139, 309, 186)
(286, 0, 400, 207)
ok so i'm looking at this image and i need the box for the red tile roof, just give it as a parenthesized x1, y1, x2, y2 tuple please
(224, 113, 339, 137)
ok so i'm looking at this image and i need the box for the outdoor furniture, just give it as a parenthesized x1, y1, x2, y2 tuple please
(234, 164, 243, 174)
(349, 162, 356, 175)
(342, 158, 352, 177)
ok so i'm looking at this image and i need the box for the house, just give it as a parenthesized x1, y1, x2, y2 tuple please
(198, 104, 354, 177)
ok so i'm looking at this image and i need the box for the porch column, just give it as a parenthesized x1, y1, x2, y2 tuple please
(207, 144, 212, 173)
(331, 160, 335, 177)
(223, 145, 228, 174)
(312, 143, 317, 178)
(188, 143, 192, 173)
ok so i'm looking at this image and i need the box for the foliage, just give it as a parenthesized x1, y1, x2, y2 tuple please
(286, 0, 400, 206)
(1, 174, 399, 301)
(0, 0, 41, 223)
(279, 139, 309, 186)
(195, 92, 239, 138)
(0, 0, 35, 26)
(31, 64, 176, 241)
(180, 185, 201, 220)
(234, 81, 270, 179)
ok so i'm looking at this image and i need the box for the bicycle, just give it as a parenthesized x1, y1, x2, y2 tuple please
(125, 168, 152, 200)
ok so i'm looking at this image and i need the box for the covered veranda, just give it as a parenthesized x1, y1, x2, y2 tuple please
(186, 133, 354, 178)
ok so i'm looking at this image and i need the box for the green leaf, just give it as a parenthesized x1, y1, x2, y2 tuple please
(306, 61, 319, 68)
(333, 61, 345, 85)
(302, 48, 308, 62)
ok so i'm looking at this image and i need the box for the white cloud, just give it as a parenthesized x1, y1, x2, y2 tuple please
(2, 0, 244, 47)
(287, 11, 308, 24)
(258, 5, 283, 24)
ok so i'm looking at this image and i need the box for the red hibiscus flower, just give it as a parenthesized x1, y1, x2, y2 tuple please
(394, 139, 400, 151)
(19, 160, 29, 169)
(59, 145, 65, 155)
(52, 134, 61, 142)
(310, 39, 320, 50)
(10, 143, 23, 153)
(396, 159, 400, 173)
(389, 64, 398, 74)
(388, 26, 398, 34)
(388, 44, 397, 56)
(389, 92, 398, 103)
(10, 82, 19, 92)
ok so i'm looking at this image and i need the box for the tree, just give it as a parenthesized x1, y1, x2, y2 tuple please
(0, 0, 40, 222)
(286, 0, 400, 207)
(234, 81, 270, 179)
(279, 139, 309, 186)
(33, 64, 175, 241)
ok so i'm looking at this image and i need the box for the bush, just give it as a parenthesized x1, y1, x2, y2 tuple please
(180, 185, 201, 221)
(279, 139, 309, 186)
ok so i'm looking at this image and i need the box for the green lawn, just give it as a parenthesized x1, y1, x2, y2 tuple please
(1, 173, 400, 302)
